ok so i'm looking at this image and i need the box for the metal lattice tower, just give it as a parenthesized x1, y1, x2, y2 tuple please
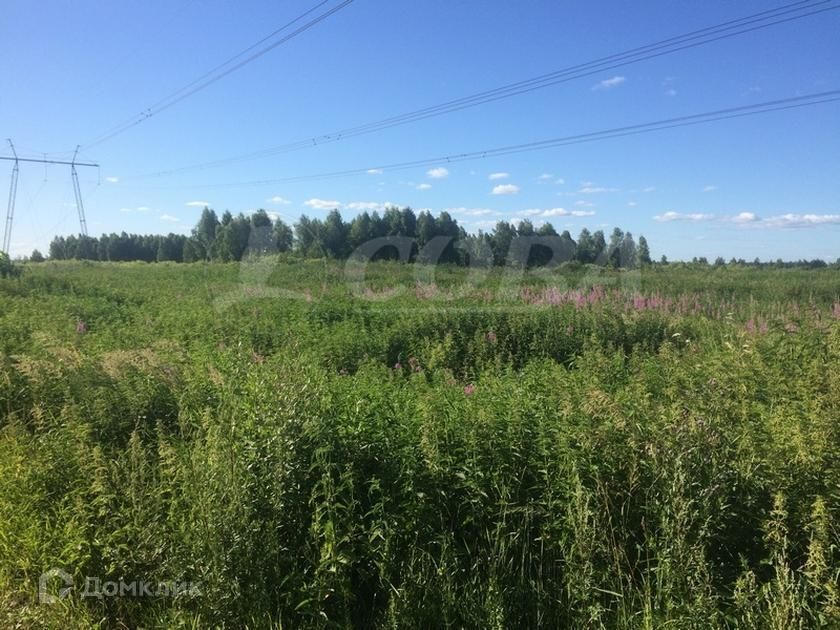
(1, 142, 98, 254)
(2, 140, 19, 254)
(70, 146, 88, 237)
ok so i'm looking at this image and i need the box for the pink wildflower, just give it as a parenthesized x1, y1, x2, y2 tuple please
(75, 319, 87, 334)
(463, 383, 476, 397)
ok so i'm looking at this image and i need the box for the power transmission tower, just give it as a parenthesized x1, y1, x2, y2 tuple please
(1, 143, 98, 254)
(2, 140, 19, 254)
(70, 146, 88, 237)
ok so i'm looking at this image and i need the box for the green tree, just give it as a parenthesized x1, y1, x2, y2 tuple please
(400, 207, 417, 238)
(193, 207, 220, 257)
(249, 209, 274, 255)
(619, 232, 637, 269)
(295, 215, 325, 257)
(213, 213, 251, 261)
(637, 235, 651, 266)
(434, 211, 460, 263)
(322, 209, 348, 258)
(0, 251, 19, 277)
(29, 248, 45, 262)
(182, 238, 203, 262)
(607, 228, 624, 267)
(273, 219, 294, 253)
(592, 229, 607, 264)
(348, 212, 374, 251)
(157, 234, 185, 262)
(490, 221, 516, 266)
(416, 210, 435, 248)
(576, 228, 595, 264)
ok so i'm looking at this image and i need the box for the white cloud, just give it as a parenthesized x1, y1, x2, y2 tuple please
(492, 184, 520, 195)
(654, 211, 714, 222)
(346, 201, 379, 211)
(538, 173, 554, 181)
(730, 212, 757, 224)
(185, 201, 209, 208)
(702, 185, 718, 193)
(518, 207, 595, 218)
(756, 213, 840, 228)
(119, 207, 132, 213)
(594, 76, 625, 90)
(305, 198, 342, 210)
(642, 186, 656, 193)
(105, 176, 119, 183)
(489, 172, 509, 180)
(555, 178, 565, 185)
(416, 183, 432, 190)
(136, 206, 150, 212)
(575, 200, 594, 207)
(268, 195, 291, 205)
(578, 185, 616, 194)
(160, 214, 180, 222)
(427, 167, 449, 179)
(627, 201, 637, 207)
(346, 201, 402, 212)
(366, 168, 383, 175)
(445, 207, 499, 217)
(653, 210, 839, 228)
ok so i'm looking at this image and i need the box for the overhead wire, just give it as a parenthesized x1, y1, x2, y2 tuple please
(81, 0, 354, 151)
(155, 90, 839, 189)
(124, 0, 840, 179)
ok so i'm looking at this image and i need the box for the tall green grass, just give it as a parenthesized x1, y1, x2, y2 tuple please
(0, 261, 838, 627)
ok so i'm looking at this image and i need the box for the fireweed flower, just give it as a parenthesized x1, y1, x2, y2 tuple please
(463, 384, 476, 396)
(76, 319, 87, 334)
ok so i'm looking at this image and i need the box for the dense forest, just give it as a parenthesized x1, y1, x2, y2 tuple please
(37, 206, 836, 269)
(43, 207, 653, 268)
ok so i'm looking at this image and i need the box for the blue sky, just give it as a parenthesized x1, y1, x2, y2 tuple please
(2, 0, 839, 261)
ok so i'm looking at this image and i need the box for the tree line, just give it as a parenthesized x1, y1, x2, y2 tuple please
(42, 206, 658, 268)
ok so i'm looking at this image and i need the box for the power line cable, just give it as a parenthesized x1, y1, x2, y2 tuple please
(162, 90, 839, 189)
(81, 0, 354, 150)
(126, 0, 840, 179)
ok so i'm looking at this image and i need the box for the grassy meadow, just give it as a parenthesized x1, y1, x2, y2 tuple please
(0, 259, 838, 627)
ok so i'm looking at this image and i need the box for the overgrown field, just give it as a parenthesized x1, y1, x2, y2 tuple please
(1, 260, 838, 628)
